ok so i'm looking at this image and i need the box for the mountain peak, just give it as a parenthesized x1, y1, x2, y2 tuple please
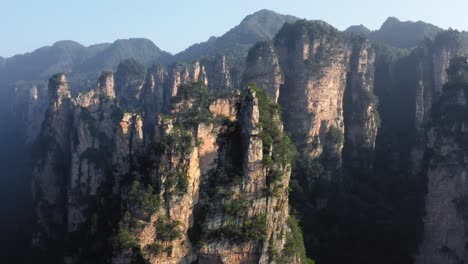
(250, 9, 278, 16)
(51, 40, 85, 49)
(241, 9, 298, 25)
(370, 17, 442, 48)
(345, 24, 371, 36)
(382, 17, 401, 28)
(173, 9, 299, 63)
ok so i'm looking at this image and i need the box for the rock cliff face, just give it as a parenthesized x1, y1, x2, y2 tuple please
(413, 31, 468, 131)
(32, 72, 145, 262)
(342, 41, 378, 169)
(32, 74, 73, 255)
(415, 58, 468, 264)
(12, 82, 48, 143)
(243, 42, 283, 102)
(22, 15, 468, 264)
(32, 62, 305, 264)
(244, 20, 379, 168)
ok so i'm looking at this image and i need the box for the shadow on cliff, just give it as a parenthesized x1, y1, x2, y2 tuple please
(0, 87, 34, 263)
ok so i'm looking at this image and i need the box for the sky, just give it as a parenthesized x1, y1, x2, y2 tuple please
(1, 0, 467, 57)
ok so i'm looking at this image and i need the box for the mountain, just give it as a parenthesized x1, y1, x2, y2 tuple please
(345, 17, 443, 49)
(369, 17, 442, 48)
(78, 38, 173, 73)
(0, 39, 172, 86)
(31, 69, 308, 263)
(344, 24, 371, 36)
(6, 9, 468, 264)
(173, 9, 299, 63)
(0, 40, 88, 84)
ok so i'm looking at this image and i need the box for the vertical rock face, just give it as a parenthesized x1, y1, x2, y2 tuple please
(243, 20, 379, 169)
(32, 73, 73, 251)
(413, 31, 468, 131)
(143, 65, 167, 141)
(32, 66, 304, 263)
(274, 21, 349, 160)
(195, 87, 299, 264)
(13, 82, 48, 143)
(98, 72, 116, 98)
(416, 58, 468, 264)
(200, 55, 233, 90)
(115, 59, 147, 109)
(32, 72, 145, 262)
(243, 42, 283, 102)
(343, 40, 379, 169)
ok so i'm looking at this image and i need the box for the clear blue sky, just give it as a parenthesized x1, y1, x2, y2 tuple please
(1, 0, 466, 57)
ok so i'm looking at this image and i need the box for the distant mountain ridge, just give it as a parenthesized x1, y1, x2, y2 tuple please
(346, 17, 443, 48)
(78, 38, 172, 73)
(2, 10, 467, 88)
(0, 38, 171, 85)
(172, 9, 299, 63)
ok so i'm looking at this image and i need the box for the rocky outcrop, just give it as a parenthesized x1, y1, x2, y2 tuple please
(243, 42, 283, 102)
(32, 74, 73, 253)
(196, 87, 299, 264)
(343, 40, 379, 169)
(243, 20, 380, 169)
(413, 31, 468, 130)
(12, 82, 48, 143)
(143, 65, 167, 141)
(32, 72, 145, 262)
(32, 66, 304, 263)
(274, 21, 347, 161)
(415, 57, 468, 264)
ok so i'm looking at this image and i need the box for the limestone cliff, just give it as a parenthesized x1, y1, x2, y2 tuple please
(32, 74, 73, 256)
(12, 82, 48, 143)
(244, 20, 380, 168)
(32, 66, 306, 263)
(342, 40, 378, 169)
(413, 30, 468, 130)
(416, 57, 468, 264)
(32, 72, 147, 262)
(243, 42, 283, 102)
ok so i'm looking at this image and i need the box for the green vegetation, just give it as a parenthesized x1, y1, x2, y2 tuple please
(222, 197, 250, 218)
(114, 181, 160, 249)
(447, 57, 468, 84)
(115, 59, 146, 85)
(155, 126, 193, 196)
(115, 58, 146, 110)
(207, 213, 267, 242)
(114, 212, 143, 249)
(369, 17, 442, 49)
(162, 126, 194, 156)
(160, 165, 190, 196)
(283, 215, 315, 264)
(155, 217, 183, 242)
(275, 19, 342, 50)
(170, 82, 233, 128)
(251, 84, 295, 196)
(144, 243, 165, 255)
(326, 125, 343, 146)
(174, 9, 298, 65)
(98, 71, 113, 82)
(126, 181, 160, 220)
(433, 29, 464, 50)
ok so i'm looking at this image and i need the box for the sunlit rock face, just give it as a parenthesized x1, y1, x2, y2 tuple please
(32, 64, 303, 264)
(244, 20, 379, 169)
